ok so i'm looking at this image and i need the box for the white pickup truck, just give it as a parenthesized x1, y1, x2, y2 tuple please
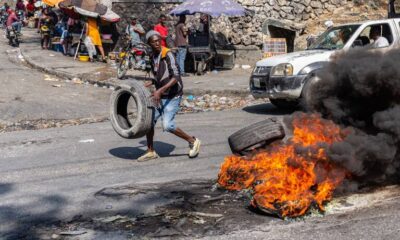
(250, 18, 400, 109)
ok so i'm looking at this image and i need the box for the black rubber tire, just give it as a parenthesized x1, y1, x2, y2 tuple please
(110, 80, 154, 139)
(269, 99, 299, 109)
(228, 118, 285, 155)
(301, 75, 320, 112)
(117, 55, 129, 79)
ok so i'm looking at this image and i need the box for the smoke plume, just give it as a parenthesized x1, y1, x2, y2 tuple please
(303, 49, 400, 184)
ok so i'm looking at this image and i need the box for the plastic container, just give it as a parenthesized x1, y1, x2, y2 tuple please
(79, 55, 90, 62)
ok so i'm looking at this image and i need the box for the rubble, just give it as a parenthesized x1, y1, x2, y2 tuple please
(0, 94, 265, 133)
(180, 94, 265, 113)
(0, 117, 108, 133)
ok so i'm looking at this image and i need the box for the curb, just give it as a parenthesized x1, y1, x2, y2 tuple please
(20, 46, 250, 97)
(20, 46, 118, 89)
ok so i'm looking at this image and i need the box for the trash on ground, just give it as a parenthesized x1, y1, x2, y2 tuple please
(59, 230, 87, 236)
(72, 78, 83, 84)
(79, 139, 95, 143)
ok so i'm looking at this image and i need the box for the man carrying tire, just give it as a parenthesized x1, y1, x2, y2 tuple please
(138, 30, 201, 162)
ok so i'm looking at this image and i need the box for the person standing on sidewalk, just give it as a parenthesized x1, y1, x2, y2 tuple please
(137, 30, 201, 162)
(86, 18, 106, 62)
(174, 15, 189, 77)
(154, 14, 168, 47)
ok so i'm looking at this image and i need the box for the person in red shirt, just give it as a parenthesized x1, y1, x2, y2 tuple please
(26, 0, 36, 18)
(154, 14, 168, 47)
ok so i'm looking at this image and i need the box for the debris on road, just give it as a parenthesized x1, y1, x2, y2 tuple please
(180, 94, 266, 113)
(79, 139, 95, 143)
(43, 74, 59, 82)
(34, 180, 269, 239)
(72, 78, 83, 84)
(0, 117, 108, 133)
(59, 230, 87, 236)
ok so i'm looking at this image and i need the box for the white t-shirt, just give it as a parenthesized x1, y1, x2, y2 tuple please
(371, 36, 389, 48)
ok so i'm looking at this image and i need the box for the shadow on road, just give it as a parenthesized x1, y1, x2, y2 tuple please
(242, 103, 297, 115)
(0, 192, 67, 239)
(0, 183, 13, 196)
(109, 141, 177, 160)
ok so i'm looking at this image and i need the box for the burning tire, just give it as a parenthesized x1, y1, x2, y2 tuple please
(228, 118, 285, 155)
(110, 80, 154, 139)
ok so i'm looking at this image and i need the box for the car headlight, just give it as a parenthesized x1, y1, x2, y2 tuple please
(271, 63, 293, 76)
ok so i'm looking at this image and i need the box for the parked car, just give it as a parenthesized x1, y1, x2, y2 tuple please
(250, 18, 400, 109)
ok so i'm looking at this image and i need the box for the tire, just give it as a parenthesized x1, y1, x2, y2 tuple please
(301, 75, 320, 112)
(117, 55, 129, 79)
(110, 80, 154, 139)
(269, 99, 299, 109)
(197, 61, 205, 76)
(228, 118, 285, 155)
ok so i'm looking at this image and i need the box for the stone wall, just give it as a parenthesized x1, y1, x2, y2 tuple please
(107, 0, 386, 63)
(109, 0, 360, 44)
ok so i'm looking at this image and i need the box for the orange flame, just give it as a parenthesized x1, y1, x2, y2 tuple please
(218, 113, 349, 218)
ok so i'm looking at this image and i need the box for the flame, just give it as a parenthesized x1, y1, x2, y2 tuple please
(218, 113, 349, 218)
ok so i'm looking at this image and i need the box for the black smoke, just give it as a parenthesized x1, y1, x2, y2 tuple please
(305, 49, 400, 184)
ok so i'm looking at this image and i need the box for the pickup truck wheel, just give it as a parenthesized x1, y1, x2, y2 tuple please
(269, 99, 299, 109)
(228, 118, 285, 155)
(110, 80, 154, 139)
(301, 75, 320, 112)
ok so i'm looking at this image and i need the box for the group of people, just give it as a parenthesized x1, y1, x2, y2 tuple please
(324, 20, 390, 49)
(125, 14, 210, 77)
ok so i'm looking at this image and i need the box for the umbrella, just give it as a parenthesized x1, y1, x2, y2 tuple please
(34, 1, 45, 7)
(169, 0, 246, 17)
(42, 0, 63, 7)
(59, 0, 120, 22)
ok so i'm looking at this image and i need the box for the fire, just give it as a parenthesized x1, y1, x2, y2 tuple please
(218, 113, 349, 218)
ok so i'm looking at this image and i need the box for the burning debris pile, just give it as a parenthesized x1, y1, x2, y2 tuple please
(218, 49, 400, 218)
(219, 113, 349, 217)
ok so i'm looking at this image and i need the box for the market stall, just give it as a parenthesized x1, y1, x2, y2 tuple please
(169, 0, 246, 74)
(58, 0, 120, 60)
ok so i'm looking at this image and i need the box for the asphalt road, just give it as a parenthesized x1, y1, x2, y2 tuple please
(0, 39, 110, 123)
(1, 33, 400, 240)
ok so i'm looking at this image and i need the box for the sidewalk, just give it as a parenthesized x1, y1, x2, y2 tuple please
(19, 29, 252, 96)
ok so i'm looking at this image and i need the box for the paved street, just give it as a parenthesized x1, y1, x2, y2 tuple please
(1, 30, 400, 240)
(0, 42, 110, 123)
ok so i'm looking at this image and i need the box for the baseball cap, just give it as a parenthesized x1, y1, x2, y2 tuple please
(146, 30, 161, 42)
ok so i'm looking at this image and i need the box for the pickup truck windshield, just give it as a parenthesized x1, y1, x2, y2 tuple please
(308, 25, 361, 50)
